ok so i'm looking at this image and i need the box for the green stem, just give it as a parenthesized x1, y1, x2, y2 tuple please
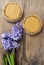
(6, 54, 11, 65)
(10, 53, 15, 65)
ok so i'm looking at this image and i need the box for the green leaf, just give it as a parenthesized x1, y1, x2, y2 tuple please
(10, 53, 15, 65)
(6, 54, 11, 65)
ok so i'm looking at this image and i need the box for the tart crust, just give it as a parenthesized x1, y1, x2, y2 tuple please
(4, 2, 23, 22)
(23, 15, 42, 35)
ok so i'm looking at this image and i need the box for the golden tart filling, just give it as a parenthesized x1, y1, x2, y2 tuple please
(23, 15, 42, 35)
(4, 2, 22, 22)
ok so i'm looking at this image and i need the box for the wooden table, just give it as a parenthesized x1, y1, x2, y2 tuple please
(0, 0, 44, 65)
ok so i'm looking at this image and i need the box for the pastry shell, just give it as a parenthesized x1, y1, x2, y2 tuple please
(3, 2, 23, 22)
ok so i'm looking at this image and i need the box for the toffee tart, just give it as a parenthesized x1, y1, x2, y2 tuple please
(3, 2, 23, 22)
(23, 15, 43, 35)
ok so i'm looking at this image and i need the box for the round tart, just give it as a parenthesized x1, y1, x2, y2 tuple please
(23, 15, 42, 35)
(3, 2, 23, 22)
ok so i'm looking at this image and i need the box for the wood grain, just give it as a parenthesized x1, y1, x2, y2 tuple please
(0, 0, 44, 65)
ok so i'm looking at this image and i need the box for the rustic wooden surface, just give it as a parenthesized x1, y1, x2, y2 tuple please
(0, 0, 44, 65)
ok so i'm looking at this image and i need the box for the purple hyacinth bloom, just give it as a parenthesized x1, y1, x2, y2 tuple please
(1, 38, 20, 50)
(1, 32, 11, 39)
(12, 41, 20, 48)
(1, 39, 11, 50)
(1, 32, 20, 50)
(11, 22, 23, 41)
(1, 23, 22, 50)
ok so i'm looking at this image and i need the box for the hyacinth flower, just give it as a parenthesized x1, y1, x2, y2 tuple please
(1, 32, 20, 65)
(1, 32, 11, 39)
(1, 22, 23, 65)
(1, 22, 23, 50)
(11, 22, 23, 41)
(1, 32, 20, 50)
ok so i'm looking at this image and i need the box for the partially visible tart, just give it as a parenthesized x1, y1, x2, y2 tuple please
(3, 2, 23, 22)
(23, 15, 42, 35)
